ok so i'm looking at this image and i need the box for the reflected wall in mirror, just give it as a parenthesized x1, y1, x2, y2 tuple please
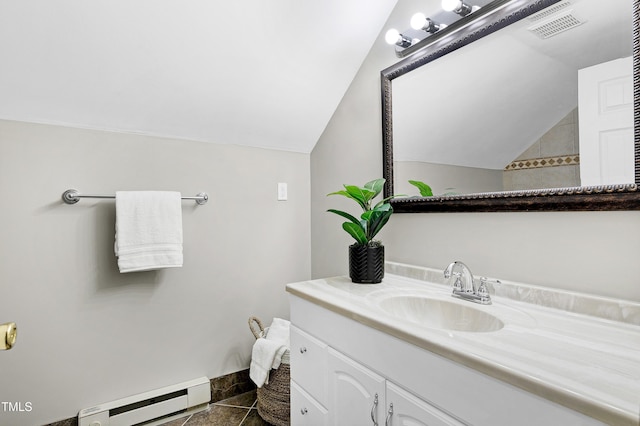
(382, 0, 640, 212)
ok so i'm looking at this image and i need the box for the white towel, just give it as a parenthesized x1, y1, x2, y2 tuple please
(250, 318, 290, 387)
(114, 191, 183, 273)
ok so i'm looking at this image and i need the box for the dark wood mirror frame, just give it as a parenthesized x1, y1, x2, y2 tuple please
(382, 0, 640, 212)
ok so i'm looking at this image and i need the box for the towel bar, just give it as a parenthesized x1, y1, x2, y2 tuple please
(62, 189, 208, 205)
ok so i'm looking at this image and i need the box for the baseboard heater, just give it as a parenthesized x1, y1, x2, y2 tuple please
(78, 376, 210, 426)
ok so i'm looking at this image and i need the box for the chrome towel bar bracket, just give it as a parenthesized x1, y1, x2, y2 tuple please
(61, 189, 209, 205)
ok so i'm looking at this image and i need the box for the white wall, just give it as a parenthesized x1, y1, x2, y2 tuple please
(0, 119, 311, 425)
(310, 5, 640, 303)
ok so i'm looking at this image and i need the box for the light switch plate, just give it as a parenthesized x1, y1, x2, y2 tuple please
(278, 182, 288, 201)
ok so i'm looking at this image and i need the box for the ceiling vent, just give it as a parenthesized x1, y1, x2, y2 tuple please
(527, 1, 571, 22)
(527, 10, 584, 39)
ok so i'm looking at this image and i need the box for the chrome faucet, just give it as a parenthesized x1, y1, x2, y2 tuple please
(443, 261, 492, 305)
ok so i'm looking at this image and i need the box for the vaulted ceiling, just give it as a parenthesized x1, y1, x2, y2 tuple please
(0, 0, 397, 153)
(3, 0, 629, 163)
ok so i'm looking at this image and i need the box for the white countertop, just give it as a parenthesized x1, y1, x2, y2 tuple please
(286, 265, 640, 426)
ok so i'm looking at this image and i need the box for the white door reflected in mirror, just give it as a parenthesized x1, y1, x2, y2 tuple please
(579, 56, 634, 186)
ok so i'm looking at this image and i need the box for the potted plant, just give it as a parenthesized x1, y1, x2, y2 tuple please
(327, 178, 397, 284)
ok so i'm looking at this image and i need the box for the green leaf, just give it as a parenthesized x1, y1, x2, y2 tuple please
(364, 178, 385, 198)
(327, 189, 368, 211)
(408, 180, 434, 197)
(372, 203, 392, 212)
(343, 185, 375, 209)
(327, 209, 360, 225)
(342, 222, 368, 245)
(366, 208, 393, 241)
(327, 190, 350, 197)
(362, 203, 390, 222)
(327, 190, 361, 205)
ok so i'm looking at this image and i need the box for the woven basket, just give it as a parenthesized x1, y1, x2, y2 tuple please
(249, 317, 290, 426)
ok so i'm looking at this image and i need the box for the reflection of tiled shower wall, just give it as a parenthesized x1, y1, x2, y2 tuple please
(503, 108, 580, 190)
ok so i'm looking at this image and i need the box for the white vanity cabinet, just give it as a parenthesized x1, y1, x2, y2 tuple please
(291, 324, 463, 426)
(289, 293, 606, 426)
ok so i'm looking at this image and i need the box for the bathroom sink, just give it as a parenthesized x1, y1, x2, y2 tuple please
(378, 295, 504, 333)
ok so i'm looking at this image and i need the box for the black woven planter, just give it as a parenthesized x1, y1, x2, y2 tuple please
(349, 244, 384, 284)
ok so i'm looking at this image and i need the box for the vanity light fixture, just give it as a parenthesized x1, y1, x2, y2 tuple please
(387, 0, 489, 57)
(410, 13, 447, 34)
(441, 0, 480, 17)
(385, 28, 414, 47)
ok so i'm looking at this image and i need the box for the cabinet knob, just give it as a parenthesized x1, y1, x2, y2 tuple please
(300, 407, 308, 415)
(299, 346, 307, 354)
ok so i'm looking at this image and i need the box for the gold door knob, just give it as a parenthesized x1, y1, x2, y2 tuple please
(0, 322, 17, 350)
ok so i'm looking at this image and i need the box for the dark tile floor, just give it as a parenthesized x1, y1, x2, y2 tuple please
(160, 390, 274, 426)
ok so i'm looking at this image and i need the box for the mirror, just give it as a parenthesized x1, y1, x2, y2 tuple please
(382, 0, 640, 212)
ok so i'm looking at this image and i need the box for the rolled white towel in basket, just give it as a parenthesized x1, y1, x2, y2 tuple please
(250, 318, 290, 387)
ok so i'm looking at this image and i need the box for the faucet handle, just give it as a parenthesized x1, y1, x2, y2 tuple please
(477, 278, 492, 305)
(479, 277, 501, 294)
(452, 272, 463, 291)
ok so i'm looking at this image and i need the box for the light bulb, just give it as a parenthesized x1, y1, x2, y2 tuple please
(410, 13, 427, 30)
(411, 14, 444, 34)
(385, 29, 400, 45)
(442, 0, 462, 12)
(384, 29, 413, 48)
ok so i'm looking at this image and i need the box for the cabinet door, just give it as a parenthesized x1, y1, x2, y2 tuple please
(291, 380, 329, 426)
(386, 382, 466, 426)
(328, 348, 386, 426)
